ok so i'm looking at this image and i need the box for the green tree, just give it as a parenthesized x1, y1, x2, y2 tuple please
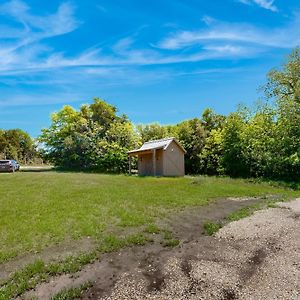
(0, 129, 36, 163)
(136, 123, 174, 143)
(220, 113, 248, 177)
(263, 47, 300, 179)
(175, 118, 207, 174)
(265, 48, 300, 103)
(39, 98, 138, 172)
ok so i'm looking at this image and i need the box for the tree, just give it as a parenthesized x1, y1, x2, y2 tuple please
(198, 128, 224, 175)
(0, 129, 37, 163)
(263, 47, 300, 179)
(202, 108, 226, 131)
(220, 113, 248, 177)
(240, 108, 276, 178)
(136, 123, 174, 143)
(175, 118, 207, 174)
(265, 48, 300, 103)
(39, 98, 139, 172)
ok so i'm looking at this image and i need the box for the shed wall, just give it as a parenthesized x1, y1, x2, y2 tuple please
(138, 149, 164, 176)
(163, 141, 185, 176)
(138, 153, 152, 176)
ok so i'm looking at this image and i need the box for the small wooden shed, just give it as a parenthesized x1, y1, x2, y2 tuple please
(128, 137, 186, 176)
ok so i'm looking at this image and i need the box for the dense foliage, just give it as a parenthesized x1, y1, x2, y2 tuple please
(0, 129, 38, 163)
(39, 98, 138, 172)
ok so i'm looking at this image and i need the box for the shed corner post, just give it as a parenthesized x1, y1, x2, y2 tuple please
(128, 155, 132, 175)
(152, 149, 156, 176)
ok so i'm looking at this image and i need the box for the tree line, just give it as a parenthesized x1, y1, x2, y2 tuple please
(3, 48, 300, 180)
(0, 129, 40, 164)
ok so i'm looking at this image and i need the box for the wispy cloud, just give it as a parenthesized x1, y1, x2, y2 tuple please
(0, 0, 298, 79)
(156, 14, 300, 51)
(0, 0, 79, 37)
(0, 0, 80, 71)
(238, 0, 278, 12)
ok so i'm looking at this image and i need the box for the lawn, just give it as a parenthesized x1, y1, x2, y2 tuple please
(0, 172, 298, 263)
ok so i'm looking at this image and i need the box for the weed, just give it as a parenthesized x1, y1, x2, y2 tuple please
(98, 233, 149, 253)
(144, 224, 160, 234)
(203, 222, 222, 235)
(226, 207, 253, 222)
(161, 230, 180, 247)
(0, 252, 97, 300)
(51, 282, 92, 300)
(162, 239, 180, 247)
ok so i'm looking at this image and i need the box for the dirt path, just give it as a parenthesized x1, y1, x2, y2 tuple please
(0, 238, 95, 282)
(94, 199, 300, 300)
(21, 195, 299, 300)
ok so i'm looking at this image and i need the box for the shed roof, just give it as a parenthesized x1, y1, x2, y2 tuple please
(128, 137, 186, 155)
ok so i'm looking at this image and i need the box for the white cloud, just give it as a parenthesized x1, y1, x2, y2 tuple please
(238, 0, 278, 12)
(0, 0, 79, 38)
(0, 0, 80, 71)
(157, 14, 300, 51)
(0, 0, 298, 79)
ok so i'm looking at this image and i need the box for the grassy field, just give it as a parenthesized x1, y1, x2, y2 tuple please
(0, 172, 299, 263)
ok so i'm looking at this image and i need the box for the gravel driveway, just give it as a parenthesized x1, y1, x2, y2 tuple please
(103, 199, 300, 300)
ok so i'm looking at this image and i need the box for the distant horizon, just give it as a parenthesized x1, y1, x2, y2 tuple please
(0, 0, 299, 137)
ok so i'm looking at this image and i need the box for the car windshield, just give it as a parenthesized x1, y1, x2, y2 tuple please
(0, 160, 10, 164)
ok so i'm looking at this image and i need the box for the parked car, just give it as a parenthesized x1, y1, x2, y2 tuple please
(12, 160, 20, 171)
(0, 160, 20, 172)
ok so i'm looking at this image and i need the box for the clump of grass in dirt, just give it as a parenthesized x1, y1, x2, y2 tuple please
(203, 222, 223, 236)
(98, 233, 150, 253)
(144, 224, 160, 234)
(161, 230, 180, 247)
(226, 200, 280, 222)
(51, 282, 92, 300)
(226, 207, 254, 222)
(0, 252, 97, 300)
(47, 252, 97, 275)
(0, 233, 151, 300)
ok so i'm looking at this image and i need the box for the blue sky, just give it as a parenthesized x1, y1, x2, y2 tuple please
(0, 0, 300, 136)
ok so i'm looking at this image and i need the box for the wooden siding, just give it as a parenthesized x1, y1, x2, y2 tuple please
(138, 149, 164, 176)
(163, 140, 185, 176)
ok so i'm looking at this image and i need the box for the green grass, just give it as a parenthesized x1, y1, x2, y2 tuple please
(144, 224, 160, 234)
(51, 282, 92, 300)
(203, 222, 223, 236)
(98, 233, 150, 253)
(0, 253, 97, 299)
(160, 230, 180, 247)
(226, 207, 254, 222)
(0, 232, 151, 300)
(0, 172, 299, 263)
(225, 198, 284, 222)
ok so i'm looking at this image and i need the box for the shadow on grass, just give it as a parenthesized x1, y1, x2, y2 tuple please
(20, 168, 55, 173)
(245, 177, 300, 191)
(19, 167, 300, 189)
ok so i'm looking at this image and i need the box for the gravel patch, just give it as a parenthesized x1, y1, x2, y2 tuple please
(100, 199, 300, 300)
